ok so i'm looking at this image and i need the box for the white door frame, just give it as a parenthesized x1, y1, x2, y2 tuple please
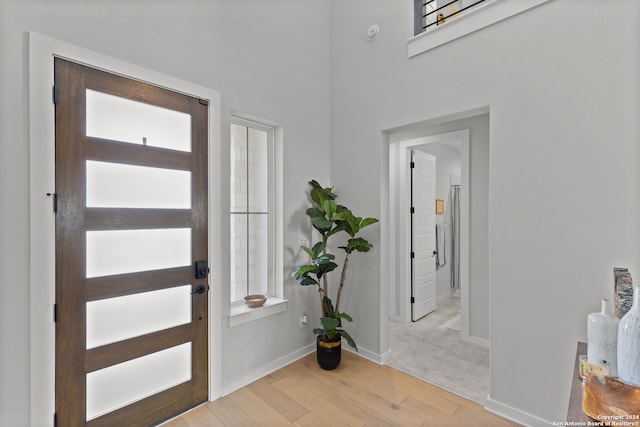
(388, 130, 471, 339)
(28, 32, 222, 426)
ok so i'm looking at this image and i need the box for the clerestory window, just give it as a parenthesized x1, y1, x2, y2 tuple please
(414, 0, 487, 36)
(409, 0, 552, 57)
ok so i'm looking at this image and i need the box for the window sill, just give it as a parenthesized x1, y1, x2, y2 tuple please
(408, 0, 552, 58)
(229, 297, 288, 327)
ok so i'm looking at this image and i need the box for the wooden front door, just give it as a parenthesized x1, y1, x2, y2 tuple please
(54, 58, 209, 426)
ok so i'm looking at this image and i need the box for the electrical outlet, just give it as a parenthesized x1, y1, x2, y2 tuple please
(299, 314, 308, 329)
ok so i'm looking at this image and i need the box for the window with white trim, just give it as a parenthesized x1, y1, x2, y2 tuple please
(409, 0, 552, 57)
(414, 0, 487, 36)
(230, 118, 276, 304)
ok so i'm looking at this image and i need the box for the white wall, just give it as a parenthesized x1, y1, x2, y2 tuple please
(0, 1, 330, 425)
(331, 0, 640, 424)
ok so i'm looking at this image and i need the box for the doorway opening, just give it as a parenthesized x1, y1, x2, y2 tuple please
(384, 111, 490, 404)
(388, 129, 470, 331)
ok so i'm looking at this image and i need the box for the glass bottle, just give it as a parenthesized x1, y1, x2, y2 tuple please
(618, 285, 640, 385)
(587, 299, 618, 377)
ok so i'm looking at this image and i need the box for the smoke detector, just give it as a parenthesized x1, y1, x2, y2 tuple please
(367, 25, 380, 40)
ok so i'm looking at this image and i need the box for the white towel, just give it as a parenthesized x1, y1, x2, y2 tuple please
(435, 224, 447, 268)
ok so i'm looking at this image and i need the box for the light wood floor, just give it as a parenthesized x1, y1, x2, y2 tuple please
(162, 351, 520, 426)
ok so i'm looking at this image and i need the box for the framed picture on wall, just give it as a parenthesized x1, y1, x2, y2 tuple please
(435, 199, 444, 215)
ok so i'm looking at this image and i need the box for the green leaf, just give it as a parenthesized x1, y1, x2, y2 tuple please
(346, 237, 373, 253)
(313, 253, 335, 265)
(309, 180, 337, 207)
(333, 208, 359, 236)
(360, 217, 379, 229)
(324, 224, 347, 241)
(316, 261, 337, 277)
(339, 329, 358, 351)
(299, 276, 318, 286)
(323, 296, 335, 318)
(332, 208, 378, 238)
(300, 245, 313, 259)
(292, 264, 316, 279)
(310, 216, 332, 232)
(305, 207, 324, 220)
(335, 204, 349, 213)
(320, 317, 340, 331)
(337, 312, 353, 322)
(348, 216, 361, 236)
(313, 328, 325, 336)
(331, 210, 350, 222)
(311, 241, 325, 258)
(322, 199, 337, 219)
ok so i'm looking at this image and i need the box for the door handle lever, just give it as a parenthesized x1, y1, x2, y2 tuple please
(191, 284, 207, 295)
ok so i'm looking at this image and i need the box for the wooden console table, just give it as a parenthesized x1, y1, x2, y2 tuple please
(566, 341, 591, 422)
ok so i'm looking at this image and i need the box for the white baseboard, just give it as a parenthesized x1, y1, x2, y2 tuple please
(220, 343, 315, 396)
(379, 348, 393, 365)
(485, 396, 553, 427)
(343, 342, 389, 365)
(461, 333, 489, 349)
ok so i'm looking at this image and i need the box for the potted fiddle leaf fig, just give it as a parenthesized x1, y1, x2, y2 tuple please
(291, 180, 378, 370)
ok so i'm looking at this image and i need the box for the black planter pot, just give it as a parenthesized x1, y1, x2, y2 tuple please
(316, 335, 341, 370)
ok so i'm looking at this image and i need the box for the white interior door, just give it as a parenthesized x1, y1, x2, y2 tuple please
(411, 149, 437, 321)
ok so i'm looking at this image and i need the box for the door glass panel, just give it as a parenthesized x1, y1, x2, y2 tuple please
(86, 228, 191, 278)
(86, 343, 191, 421)
(86, 285, 191, 349)
(86, 160, 191, 209)
(86, 89, 191, 152)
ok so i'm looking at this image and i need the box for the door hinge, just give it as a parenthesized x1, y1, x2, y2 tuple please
(52, 85, 58, 105)
(410, 251, 415, 259)
(410, 161, 415, 169)
(46, 193, 58, 213)
(410, 206, 415, 214)
(53, 304, 57, 323)
(411, 297, 415, 303)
